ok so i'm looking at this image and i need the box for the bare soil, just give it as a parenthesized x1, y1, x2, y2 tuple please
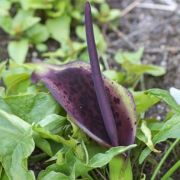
(108, 0, 180, 90)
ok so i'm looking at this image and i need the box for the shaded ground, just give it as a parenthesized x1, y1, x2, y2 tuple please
(108, 0, 180, 89)
(0, 29, 9, 60)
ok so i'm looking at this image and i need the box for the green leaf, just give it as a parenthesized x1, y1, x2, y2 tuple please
(39, 144, 136, 179)
(3, 73, 30, 95)
(1, 61, 36, 95)
(0, 164, 2, 177)
(115, 48, 165, 77)
(133, 91, 159, 114)
(12, 10, 40, 34)
(115, 48, 144, 64)
(33, 125, 77, 149)
(0, 61, 7, 75)
(37, 162, 74, 180)
(122, 61, 166, 76)
(3, 93, 60, 124)
(88, 145, 136, 168)
(8, 39, 29, 63)
(0, 168, 9, 180)
(0, 98, 11, 112)
(139, 114, 180, 164)
(46, 15, 71, 45)
(109, 156, 132, 180)
(91, 0, 105, 3)
(100, 3, 110, 15)
(39, 171, 70, 180)
(33, 114, 67, 156)
(103, 70, 125, 83)
(0, 16, 12, 34)
(19, 0, 53, 10)
(33, 132, 53, 156)
(0, 0, 11, 16)
(47, 1, 69, 18)
(0, 87, 5, 97)
(71, 10, 81, 21)
(146, 89, 180, 113)
(26, 24, 49, 44)
(98, 5, 121, 23)
(38, 114, 67, 134)
(140, 121, 160, 153)
(108, 9, 121, 21)
(0, 109, 35, 180)
(43, 41, 86, 62)
(153, 114, 180, 143)
(36, 44, 48, 52)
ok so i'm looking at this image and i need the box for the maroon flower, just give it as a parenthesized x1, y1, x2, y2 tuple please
(31, 2, 136, 147)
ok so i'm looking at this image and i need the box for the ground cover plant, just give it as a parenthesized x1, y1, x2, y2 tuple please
(0, 0, 179, 180)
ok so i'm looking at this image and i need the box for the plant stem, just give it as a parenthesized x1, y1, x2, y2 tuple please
(109, 155, 132, 180)
(140, 75, 145, 91)
(82, 140, 89, 164)
(151, 138, 179, 180)
(161, 160, 180, 180)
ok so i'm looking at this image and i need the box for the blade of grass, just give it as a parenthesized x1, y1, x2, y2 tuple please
(161, 160, 180, 180)
(151, 138, 179, 180)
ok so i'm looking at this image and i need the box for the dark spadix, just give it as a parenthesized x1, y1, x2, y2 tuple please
(31, 2, 136, 147)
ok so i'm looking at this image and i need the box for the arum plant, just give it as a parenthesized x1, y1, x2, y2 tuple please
(32, 2, 136, 148)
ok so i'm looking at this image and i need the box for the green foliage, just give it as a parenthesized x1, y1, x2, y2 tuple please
(46, 15, 71, 45)
(133, 91, 160, 114)
(0, 109, 35, 180)
(0, 58, 178, 180)
(147, 89, 180, 113)
(103, 70, 125, 84)
(38, 145, 135, 179)
(115, 48, 166, 86)
(0, 0, 120, 63)
(8, 39, 29, 63)
(109, 156, 133, 180)
(2, 93, 60, 124)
